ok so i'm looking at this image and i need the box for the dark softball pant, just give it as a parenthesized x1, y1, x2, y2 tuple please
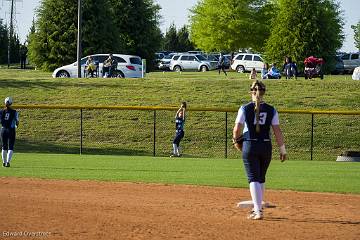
(1, 128, 16, 150)
(173, 130, 184, 146)
(242, 141, 272, 183)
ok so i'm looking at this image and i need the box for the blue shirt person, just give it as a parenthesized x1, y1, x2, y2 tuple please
(267, 63, 281, 79)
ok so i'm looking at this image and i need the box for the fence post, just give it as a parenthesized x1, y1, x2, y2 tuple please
(311, 113, 314, 160)
(153, 110, 156, 157)
(80, 108, 83, 155)
(225, 112, 228, 159)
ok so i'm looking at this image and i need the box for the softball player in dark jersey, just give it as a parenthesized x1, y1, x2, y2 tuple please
(233, 80, 286, 220)
(171, 102, 186, 157)
(1, 97, 19, 167)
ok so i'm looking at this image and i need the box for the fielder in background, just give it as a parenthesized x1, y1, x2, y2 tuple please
(1, 97, 19, 168)
(170, 102, 187, 157)
(232, 80, 286, 220)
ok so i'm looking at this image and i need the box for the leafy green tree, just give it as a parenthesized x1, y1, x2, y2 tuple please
(163, 23, 179, 51)
(162, 24, 194, 52)
(110, 0, 162, 70)
(0, 20, 8, 63)
(264, 0, 344, 72)
(351, 21, 360, 51)
(28, 0, 163, 71)
(0, 20, 21, 65)
(10, 33, 20, 63)
(81, 1, 120, 55)
(28, 0, 119, 71)
(28, 0, 78, 70)
(177, 25, 195, 52)
(189, 0, 275, 52)
(26, 18, 36, 46)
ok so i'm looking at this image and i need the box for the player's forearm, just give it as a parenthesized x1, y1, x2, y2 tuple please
(175, 108, 183, 118)
(233, 123, 243, 139)
(272, 125, 285, 147)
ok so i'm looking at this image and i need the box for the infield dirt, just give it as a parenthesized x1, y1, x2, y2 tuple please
(0, 177, 359, 240)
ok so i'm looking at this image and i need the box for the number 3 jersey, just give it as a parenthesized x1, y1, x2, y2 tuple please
(175, 116, 185, 132)
(235, 102, 279, 141)
(1, 108, 19, 129)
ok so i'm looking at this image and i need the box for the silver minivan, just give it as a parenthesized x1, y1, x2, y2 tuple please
(169, 54, 218, 72)
(341, 52, 360, 73)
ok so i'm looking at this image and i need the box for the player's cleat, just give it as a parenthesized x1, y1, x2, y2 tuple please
(170, 154, 181, 158)
(2, 163, 5, 167)
(249, 207, 264, 213)
(5, 162, 10, 168)
(247, 211, 263, 220)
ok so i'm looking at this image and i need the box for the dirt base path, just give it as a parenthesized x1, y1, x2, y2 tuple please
(0, 177, 359, 240)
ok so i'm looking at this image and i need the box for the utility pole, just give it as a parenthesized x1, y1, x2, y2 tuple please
(7, 0, 14, 68)
(77, 0, 82, 78)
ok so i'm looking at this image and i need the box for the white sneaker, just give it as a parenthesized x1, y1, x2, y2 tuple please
(247, 211, 263, 220)
(170, 153, 181, 158)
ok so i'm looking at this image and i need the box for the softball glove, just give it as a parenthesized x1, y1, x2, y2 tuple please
(232, 135, 244, 151)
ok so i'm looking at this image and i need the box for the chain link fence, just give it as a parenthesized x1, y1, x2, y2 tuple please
(13, 106, 360, 161)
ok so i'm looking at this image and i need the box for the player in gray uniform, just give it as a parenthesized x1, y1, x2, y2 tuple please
(1, 97, 19, 167)
(233, 80, 286, 220)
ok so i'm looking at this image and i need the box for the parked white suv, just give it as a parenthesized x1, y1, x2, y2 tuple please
(169, 54, 218, 72)
(231, 53, 264, 73)
(52, 54, 143, 78)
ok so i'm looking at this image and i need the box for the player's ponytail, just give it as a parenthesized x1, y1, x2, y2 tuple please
(255, 90, 261, 133)
(181, 102, 187, 109)
(251, 81, 265, 133)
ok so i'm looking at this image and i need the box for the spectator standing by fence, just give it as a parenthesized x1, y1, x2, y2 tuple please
(232, 80, 286, 220)
(1, 97, 19, 168)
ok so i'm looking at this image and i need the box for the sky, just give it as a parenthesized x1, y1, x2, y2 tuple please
(0, 0, 358, 52)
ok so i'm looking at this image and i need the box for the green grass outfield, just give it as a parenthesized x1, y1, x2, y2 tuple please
(1, 153, 359, 194)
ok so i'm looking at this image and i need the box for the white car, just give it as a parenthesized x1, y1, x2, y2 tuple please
(231, 53, 264, 73)
(52, 54, 143, 78)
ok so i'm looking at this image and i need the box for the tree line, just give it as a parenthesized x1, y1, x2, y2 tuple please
(190, 0, 346, 71)
(27, 0, 162, 71)
(1, 0, 359, 72)
(0, 19, 21, 64)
